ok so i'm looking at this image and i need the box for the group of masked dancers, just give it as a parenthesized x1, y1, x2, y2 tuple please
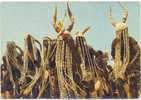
(0, 3, 140, 99)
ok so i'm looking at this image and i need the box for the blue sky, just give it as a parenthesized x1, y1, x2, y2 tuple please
(0, 2, 140, 63)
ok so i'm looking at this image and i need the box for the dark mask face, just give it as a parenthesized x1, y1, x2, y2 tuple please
(122, 17, 126, 23)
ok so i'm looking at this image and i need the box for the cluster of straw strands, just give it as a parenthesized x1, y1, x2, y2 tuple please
(1, 30, 140, 99)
